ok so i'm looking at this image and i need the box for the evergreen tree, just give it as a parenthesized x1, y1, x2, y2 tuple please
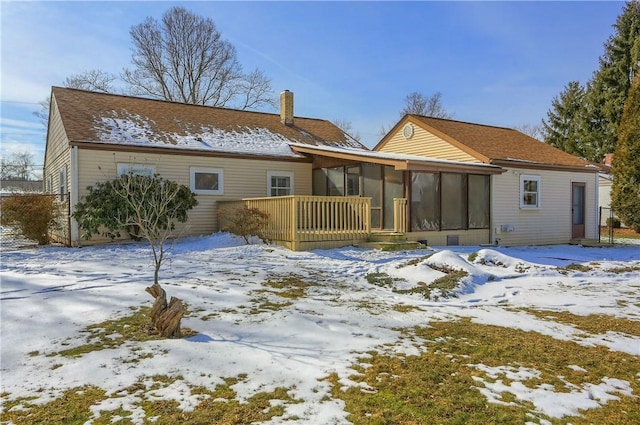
(581, 0, 640, 162)
(542, 1, 640, 163)
(541, 81, 586, 157)
(611, 74, 640, 232)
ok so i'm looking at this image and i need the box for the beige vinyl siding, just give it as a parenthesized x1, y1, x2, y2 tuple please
(43, 97, 72, 244)
(407, 229, 490, 246)
(44, 97, 71, 196)
(380, 126, 481, 163)
(75, 149, 312, 244)
(492, 167, 597, 246)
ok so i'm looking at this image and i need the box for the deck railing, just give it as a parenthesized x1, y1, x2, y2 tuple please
(219, 195, 371, 250)
(393, 198, 407, 233)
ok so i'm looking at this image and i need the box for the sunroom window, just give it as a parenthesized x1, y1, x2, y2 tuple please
(410, 172, 490, 231)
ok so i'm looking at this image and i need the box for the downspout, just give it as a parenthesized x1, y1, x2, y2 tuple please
(490, 174, 497, 245)
(70, 146, 80, 246)
(594, 171, 600, 241)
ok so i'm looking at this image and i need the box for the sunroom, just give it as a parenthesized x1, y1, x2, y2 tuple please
(221, 145, 504, 250)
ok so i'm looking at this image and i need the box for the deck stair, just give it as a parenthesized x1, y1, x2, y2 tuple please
(356, 232, 426, 251)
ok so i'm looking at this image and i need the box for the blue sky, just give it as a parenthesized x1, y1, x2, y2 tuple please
(0, 1, 626, 172)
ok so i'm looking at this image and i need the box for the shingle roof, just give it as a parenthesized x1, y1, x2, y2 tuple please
(409, 115, 592, 169)
(51, 87, 366, 157)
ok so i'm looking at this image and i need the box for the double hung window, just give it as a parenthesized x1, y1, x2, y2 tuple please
(268, 171, 293, 196)
(520, 175, 541, 208)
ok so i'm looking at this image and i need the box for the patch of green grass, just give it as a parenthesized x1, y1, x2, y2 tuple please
(391, 304, 423, 313)
(519, 308, 640, 337)
(248, 298, 293, 314)
(608, 265, 640, 274)
(2, 385, 106, 425)
(54, 307, 160, 357)
(365, 272, 401, 288)
(354, 298, 388, 315)
(395, 270, 468, 299)
(264, 275, 313, 299)
(53, 307, 196, 358)
(329, 319, 640, 424)
(3, 375, 300, 425)
(514, 262, 530, 273)
(468, 251, 479, 262)
(557, 263, 592, 274)
(397, 254, 434, 268)
(201, 307, 240, 321)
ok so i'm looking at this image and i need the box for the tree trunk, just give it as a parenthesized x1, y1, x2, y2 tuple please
(145, 283, 184, 338)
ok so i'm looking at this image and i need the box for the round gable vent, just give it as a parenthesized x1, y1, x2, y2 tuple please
(402, 123, 414, 139)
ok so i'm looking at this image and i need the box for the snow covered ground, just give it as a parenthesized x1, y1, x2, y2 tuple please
(1, 233, 639, 423)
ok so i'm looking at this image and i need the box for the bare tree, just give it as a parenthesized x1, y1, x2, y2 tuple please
(122, 6, 274, 110)
(0, 151, 36, 180)
(34, 69, 117, 126)
(63, 69, 117, 93)
(401, 91, 453, 119)
(332, 119, 362, 142)
(514, 123, 544, 141)
(237, 69, 277, 110)
(378, 124, 391, 139)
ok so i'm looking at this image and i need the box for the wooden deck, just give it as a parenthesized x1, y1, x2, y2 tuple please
(219, 195, 381, 250)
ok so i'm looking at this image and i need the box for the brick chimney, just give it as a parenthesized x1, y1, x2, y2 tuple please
(280, 90, 294, 126)
(604, 153, 614, 165)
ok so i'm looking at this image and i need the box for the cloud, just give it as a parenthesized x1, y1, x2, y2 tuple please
(0, 117, 44, 131)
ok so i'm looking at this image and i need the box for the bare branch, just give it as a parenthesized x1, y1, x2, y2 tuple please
(35, 69, 116, 128)
(63, 69, 116, 93)
(332, 118, 362, 142)
(1, 151, 36, 180)
(122, 6, 271, 109)
(237, 69, 276, 110)
(514, 123, 544, 141)
(401, 91, 453, 119)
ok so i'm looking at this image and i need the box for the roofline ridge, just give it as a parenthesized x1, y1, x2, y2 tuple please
(51, 86, 334, 123)
(411, 114, 517, 132)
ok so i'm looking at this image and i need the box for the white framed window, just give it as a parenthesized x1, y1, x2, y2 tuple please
(47, 176, 53, 194)
(190, 167, 223, 195)
(268, 171, 293, 196)
(117, 163, 156, 177)
(59, 166, 67, 200)
(520, 175, 541, 209)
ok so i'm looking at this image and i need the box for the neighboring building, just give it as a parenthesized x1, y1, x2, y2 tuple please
(44, 87, 597, 249)
(374, 115, 599, 246)
(0, 180, 43, 196)
(594, 154, 622, 227)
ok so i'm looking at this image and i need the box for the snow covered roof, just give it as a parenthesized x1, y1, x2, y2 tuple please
(51, 87, 367, 158)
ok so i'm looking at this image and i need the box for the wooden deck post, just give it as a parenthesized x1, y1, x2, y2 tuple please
(291, 196, 299, 251)
(393, 198, 407, 233)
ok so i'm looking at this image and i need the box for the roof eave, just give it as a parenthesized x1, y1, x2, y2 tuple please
(490, 159, 598, 173)
(374, 115, 492, 164)
(291, 144, 504, 175)
(69, 140, 312, 162)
